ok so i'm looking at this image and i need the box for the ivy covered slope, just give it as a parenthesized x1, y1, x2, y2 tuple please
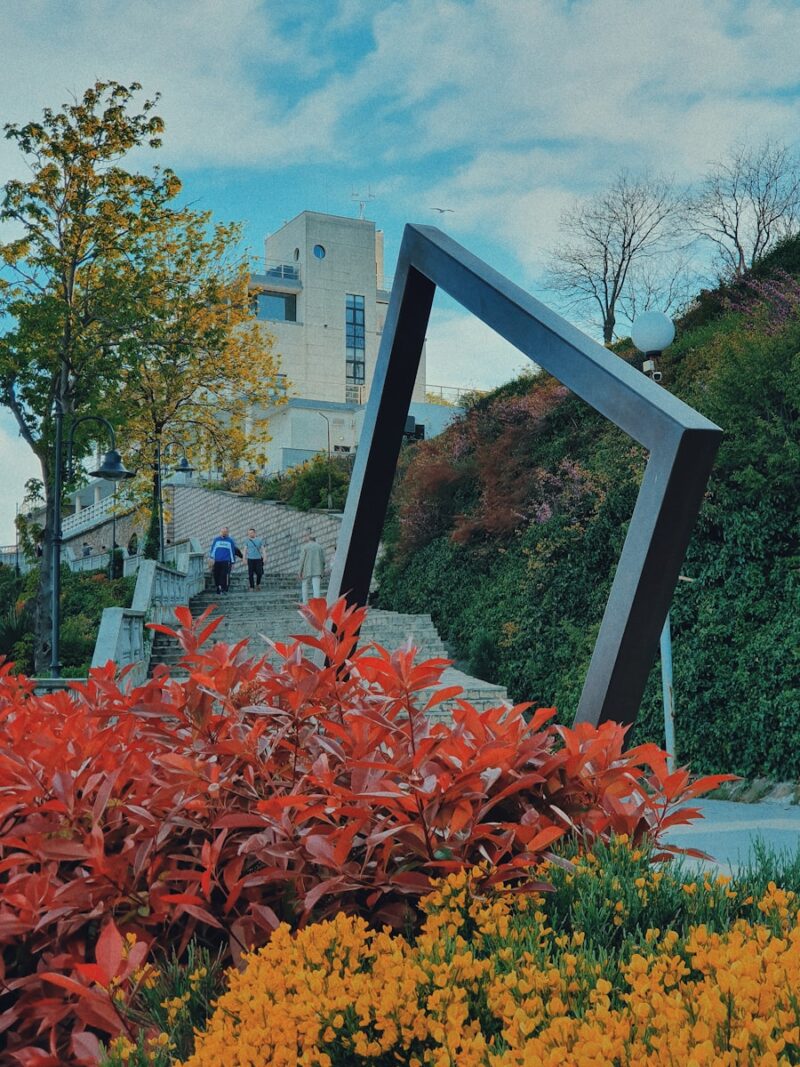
(374, 241, 800, 780)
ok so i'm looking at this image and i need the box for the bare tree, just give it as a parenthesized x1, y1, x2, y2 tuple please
(618, 250, 698, 325)
(546, 171, 681, 344)
(690, 140, 800, 278)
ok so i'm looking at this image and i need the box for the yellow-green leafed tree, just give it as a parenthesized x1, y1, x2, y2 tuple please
(0, 81, 180, 672)
(116, 208, 284, 558)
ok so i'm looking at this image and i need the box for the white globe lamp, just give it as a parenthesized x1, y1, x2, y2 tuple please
(631, 311, 675, 357)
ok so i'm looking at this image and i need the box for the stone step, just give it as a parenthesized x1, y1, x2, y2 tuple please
(148, 533, 509, 719)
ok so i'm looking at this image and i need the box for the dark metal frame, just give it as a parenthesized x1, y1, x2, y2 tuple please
(327, 225, 722, 728)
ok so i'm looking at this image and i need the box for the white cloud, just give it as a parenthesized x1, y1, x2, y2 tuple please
(4, 0, 800, 387)
(0, 0, 342, 175)
(360, 0, 800, 174)
(2, 0, 799, 190)
(311, 0, 800, 283)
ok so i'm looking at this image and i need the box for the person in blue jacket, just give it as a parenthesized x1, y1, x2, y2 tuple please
(208, 526, 239, 593)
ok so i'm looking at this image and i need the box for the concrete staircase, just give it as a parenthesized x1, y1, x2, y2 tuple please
(148, 572, 509, 719)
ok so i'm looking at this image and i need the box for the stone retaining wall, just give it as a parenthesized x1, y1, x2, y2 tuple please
(168, 485, 342, 576)
(63, 510, 144, 559)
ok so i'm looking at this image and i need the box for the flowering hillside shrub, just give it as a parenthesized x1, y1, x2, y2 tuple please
(0, 598, 729, 1062)
(391, 376, 579, 557)
(178, 840, 800, 1066)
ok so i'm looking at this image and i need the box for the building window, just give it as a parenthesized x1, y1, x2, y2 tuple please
(313, 244, 326, 259)
(346, 293, 365, 384)
(255, 291, 297, 322)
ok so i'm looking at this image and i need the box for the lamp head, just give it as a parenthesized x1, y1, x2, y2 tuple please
(631, 311, 675, 355)
(173, 455, 195, 475)
(90, 449, 135, 481)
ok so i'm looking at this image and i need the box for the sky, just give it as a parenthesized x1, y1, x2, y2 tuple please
(2, 0, 800, 541)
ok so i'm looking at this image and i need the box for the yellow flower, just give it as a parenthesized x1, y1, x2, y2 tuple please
(177, 866, 800, 1067)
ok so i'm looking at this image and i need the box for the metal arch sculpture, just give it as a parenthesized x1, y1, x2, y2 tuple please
(327, 225, 723, 729)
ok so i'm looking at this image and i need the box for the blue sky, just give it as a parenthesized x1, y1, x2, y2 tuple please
(2, 0, 800, 541)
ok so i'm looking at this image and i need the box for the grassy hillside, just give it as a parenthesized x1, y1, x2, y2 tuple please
(374, 243, 800, 778)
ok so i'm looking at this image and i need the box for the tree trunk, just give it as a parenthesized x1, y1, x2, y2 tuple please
(34, 456, 55, 675)
(143, 463, 162, 559)
(603, 313, 615, 345)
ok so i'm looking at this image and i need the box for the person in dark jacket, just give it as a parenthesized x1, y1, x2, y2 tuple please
(208, 526, 239, 593)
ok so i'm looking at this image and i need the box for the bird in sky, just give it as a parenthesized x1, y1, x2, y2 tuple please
(430, 207, 455, 214)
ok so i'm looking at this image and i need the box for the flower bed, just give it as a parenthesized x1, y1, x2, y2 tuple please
(1, 599, 729, 1063)
(110, 839, 800, 1066)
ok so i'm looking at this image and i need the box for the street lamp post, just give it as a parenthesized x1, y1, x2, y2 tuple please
(155, 439, 195, 562)
(317, 412, 333, 510)
(156, 436, 164, 563)
(631, 310, 675, 373)
(51, 413, 134, 678)
(631, 310, 677, 770)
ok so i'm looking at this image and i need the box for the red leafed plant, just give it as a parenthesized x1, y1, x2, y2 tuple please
(0, 597, 733, 1063)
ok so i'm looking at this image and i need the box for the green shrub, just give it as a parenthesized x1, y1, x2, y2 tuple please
(0, 567, 136, 675)
(0, 565, 23, 616)
(101, 943, 224, 1067)
(0, 601, 29, 654)
(59, 614, 96, 669)
(254, 453, 352, 511)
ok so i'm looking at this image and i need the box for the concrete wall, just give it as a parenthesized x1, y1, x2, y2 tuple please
(63, 509, 145, 559)
(258, 211, 425, 408)
(168, 484, 342, 576)
(261, 399, 359, 473)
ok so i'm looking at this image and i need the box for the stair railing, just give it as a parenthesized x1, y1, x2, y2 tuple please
(91, 538, 206, 687)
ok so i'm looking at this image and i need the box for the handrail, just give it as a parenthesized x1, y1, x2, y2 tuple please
(91, 539, 206, 687)
(61, 495, 117, 537)
(68, 549, 110, 573)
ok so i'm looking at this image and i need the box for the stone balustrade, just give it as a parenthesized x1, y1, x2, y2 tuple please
(61, 495, 117, 537)
(91, 541, 207, 685)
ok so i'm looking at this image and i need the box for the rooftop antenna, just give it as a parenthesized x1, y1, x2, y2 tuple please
(352, 186, 376, 220)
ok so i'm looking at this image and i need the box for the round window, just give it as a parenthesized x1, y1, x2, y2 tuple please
(293, 247, 300, 261)
(313, 244, 326, 259)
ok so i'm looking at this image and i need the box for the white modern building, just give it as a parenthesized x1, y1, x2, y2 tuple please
(251, 211, 458, 473)
(59, 211, 461, 539)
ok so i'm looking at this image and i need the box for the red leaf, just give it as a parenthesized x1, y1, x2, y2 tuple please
(95, 920, 124, 986)
(180, 904, 225, 929)
(423, 686, 464, 711)
(521, 825, 565, 852)
(72, 1032, 104, 1065)
(40, 973, 106, 1002)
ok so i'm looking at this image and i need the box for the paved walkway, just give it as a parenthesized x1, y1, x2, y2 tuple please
(665, 798, 800, 872)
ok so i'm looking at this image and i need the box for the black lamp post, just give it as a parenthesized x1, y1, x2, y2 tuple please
(51, 413, 134, 678)
(155, 439, 195, 562)
(317, 412, 333, 510)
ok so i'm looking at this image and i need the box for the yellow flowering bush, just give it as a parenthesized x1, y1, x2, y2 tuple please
(180, 839, 800, 1067)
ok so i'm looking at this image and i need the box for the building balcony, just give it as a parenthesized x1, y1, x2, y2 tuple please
(251, 262, 302, 293)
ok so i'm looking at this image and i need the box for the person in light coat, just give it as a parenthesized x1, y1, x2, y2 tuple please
(297, 529, 326, 602)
